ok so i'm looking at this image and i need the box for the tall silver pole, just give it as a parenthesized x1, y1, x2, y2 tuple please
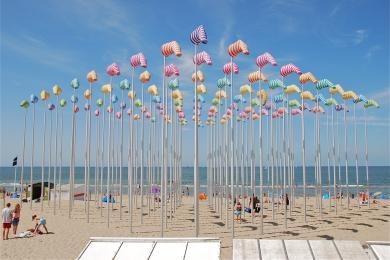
(53, 96, 59, 214)
(141, 83, 145, 224)
(41, 99, 47, 212)
(230, 58, 235, 237)
(30, 103, 36, 209)
(161, 57, 166, 237)
(194, 44, 199, 237)
(353, 103, 359, 209)
(332, 100, 337, 214)
(48, 108, 53, 206)
(107, 78, 113, 227)
(258, 73, 264, 234)
(87, 83, 92, 222)
(58, 107, 64, 209)
(364, 108, 370, 208)
(344, 102, 349, 210)
(129, 67, 134, 232)
(20, 108, 28, 206)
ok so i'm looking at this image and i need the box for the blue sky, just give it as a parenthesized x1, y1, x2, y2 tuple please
(1, 0, 389, 166)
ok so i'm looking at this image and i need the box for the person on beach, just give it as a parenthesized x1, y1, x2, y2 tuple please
(12, 203, 21, 235)
(234, 201, 242, 222)
(284, 193, 289, 209)
(32, 215, 49, 234)
(2, 202, 12, 240)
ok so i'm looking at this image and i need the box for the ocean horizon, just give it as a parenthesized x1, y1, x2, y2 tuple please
(1, 166, 389, 196)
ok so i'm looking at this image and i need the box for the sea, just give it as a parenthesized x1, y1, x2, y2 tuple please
(1, 166, 389, 196)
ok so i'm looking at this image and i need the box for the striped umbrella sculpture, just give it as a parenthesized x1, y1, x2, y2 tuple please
(52, 85, 63, 214)
(255, 52, 277, 234)
(29, 94, 38, 209)
(160, 40, 181, 237)
(341, 90, 358, 210)
(280, 63, 302, 229)
(329, 84, 344, 214)
(19, 100, 30, 205)
(227, 40, 249, 237)
(363, 99, 379, 208)
(69, 78, 80, 218)
(190, 25, 208, 237)
(40, 90, 50, 211)
(58, 98, 67, 209)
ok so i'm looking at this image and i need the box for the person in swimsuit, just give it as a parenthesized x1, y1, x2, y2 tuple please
(32, 215, 49, 234)
(12, 203, 21, 235)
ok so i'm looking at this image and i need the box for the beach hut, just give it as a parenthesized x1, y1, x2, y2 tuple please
(28, 182, 54, 201)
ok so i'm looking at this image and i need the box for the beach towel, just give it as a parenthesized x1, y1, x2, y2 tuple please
(16, 231, 33, 238)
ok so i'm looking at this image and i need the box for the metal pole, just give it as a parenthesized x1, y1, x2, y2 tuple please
(194, 44, 200, 237)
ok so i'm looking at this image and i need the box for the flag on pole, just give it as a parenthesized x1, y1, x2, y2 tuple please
(12, 157, 17, 166)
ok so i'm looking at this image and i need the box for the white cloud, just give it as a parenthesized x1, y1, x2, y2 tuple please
(1, 34, 77, 73)
(369, 88, 390, 103)
(55, 0, 142, 51)
(353, 29, 368, 45)
(330, 4, 341, 17)
(365, 45, 382, 59)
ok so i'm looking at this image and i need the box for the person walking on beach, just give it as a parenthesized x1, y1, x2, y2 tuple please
(2, 202, 12, 240)
(12, 203, 21, 235)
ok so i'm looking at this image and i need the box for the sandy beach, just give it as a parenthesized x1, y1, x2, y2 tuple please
(1, 195, 389, 259)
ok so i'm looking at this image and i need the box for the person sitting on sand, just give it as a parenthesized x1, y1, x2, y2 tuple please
(234, 202, 242, 222)
(32, 215, 48, 234)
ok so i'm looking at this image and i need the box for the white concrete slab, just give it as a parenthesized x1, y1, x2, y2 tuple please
(78, 241, 121, 260)
(184, 241, 220, 260)
(115, 242, 155, 260)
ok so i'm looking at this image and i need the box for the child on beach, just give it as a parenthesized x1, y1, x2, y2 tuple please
(12, 203, 21, 235)
(32, 215, 49, 235)
(2, 202, 12, 240)
(234, 202, 242, 222)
